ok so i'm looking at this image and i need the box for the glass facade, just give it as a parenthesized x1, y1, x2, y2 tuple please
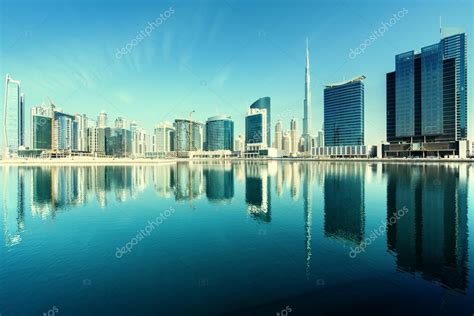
(387, 32, 467, 144)
(395, 51, 415, 137)
(206, 116, 234, 151)
(31, 116, 52, 150)
(324, 79, 364, 147)
(421, 44, 443, 135)
(249, 97, 271, 147)
(105, 128, 132, 157)
(442, 33, 467, 139)
(386, 72, 396, 142)
(245, 113, 264, 145)
(174, 119, 204, 152)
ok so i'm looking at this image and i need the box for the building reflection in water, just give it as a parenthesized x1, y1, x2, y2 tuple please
(302, 163, 314, 277)
(1, 161, 470, 295)
(385, 164, 469, 292)
(323, 163, 366, 244)
(3, 167, 26, 247)
(245, 162, 271, 222)
(204, 162, 234, 204)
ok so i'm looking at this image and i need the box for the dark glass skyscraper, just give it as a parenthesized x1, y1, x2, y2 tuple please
(205, 115, 234, 151)
(249, 97, 271, 147)
(324, 76, 365, 147)
(386, 32, 467, 157)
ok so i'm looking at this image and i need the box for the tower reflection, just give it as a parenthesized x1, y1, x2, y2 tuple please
(245, 162, 271, 222)
(385, 164, 468, 292)
(323, 163, 365, 244)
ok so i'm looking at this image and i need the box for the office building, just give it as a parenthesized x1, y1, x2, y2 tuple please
(174, 119, 204, 153)
(234, 135, 244, 152)
(105, 127, 132, 157)
(206, 115, 234, 151)
(249, 97, 271, 147)
(75, 114, 88, 152)
(2, 75, 24, 157)
(290, 118, 298, 155)
(245, 108, 267, 155)
(30, 105, 52, 150)
(133, 127, 148, 157)
(324, 76, 365, 147)
(97, 111, 108, 128)
(385, 32, 467, 157)
(274, 120, 283, 150)
(87, 127, 106, 155)
(53, 110, 77, 151)
(154, 122, 175, 155)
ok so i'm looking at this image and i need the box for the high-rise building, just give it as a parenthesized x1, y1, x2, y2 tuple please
(317, 128, 324, 148)
(75, 114, 88, 151)
(290, 118, 298, 155)
(302, 38, 313, 153)
(154, 122, 175, 154)
(104, 127, 132, 157)
(245, 108, 267, 153)
(133, 128, 148, 157)
(87, 127, 106, 155)
(30, 105, 52, 150)
(324, 76, 365, 147)
(174, 119, 204, 152)
(386, 32, 467, 157)
(97, 111, 108, 128)
(282, 132, 291, 156)
(234, 135, 244, 152)
(2, 75, 24, 157)
(249, 97, 271, 147)
(206, 115, 234, 151)
(53, 110, 77, 151)
(115, 117, 128, 129)
(274, 120, 283, 150)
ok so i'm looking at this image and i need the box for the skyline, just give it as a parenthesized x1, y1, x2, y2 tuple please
(1, 0, 473, 146)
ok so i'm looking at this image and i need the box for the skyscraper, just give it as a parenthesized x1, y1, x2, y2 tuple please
(302, 38, 313, 152)
(290, 118, 298, 155)
(75, 114, 88, 151)
(249, 97, 271, 147)
(274, 120, 283, 150)
(30, 105, 52, 150)
(245, 108, 267, 154)
(97, 111, 108, 128)
(154, 122, 175, 154)
(386, 32, 467, 157)
(2, 75, 24, 157)
(324, 76, 365, 147)
(174, 119, 204, 152)
(206, 115, 234, 151)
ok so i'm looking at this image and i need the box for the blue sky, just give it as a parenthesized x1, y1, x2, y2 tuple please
(1, 0, 472, 145)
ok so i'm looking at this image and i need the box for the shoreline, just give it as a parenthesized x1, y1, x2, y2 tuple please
(0, 157, 473, 166)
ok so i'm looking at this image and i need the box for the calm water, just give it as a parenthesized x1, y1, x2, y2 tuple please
(1, 161, 473, 315)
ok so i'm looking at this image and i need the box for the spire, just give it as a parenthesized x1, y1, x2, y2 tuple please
(303, 38, 312, 137)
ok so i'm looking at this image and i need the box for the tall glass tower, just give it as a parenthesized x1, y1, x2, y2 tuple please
(302, 38, 313, 152)
(249, 97, 271, 147)
(206, 115, 234, 151)
(2, 75, 24, 157)
(324, 76, 365, 147)
(386, 32, 467, 157)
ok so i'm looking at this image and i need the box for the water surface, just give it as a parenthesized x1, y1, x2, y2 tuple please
(1, 161, 473, 315)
